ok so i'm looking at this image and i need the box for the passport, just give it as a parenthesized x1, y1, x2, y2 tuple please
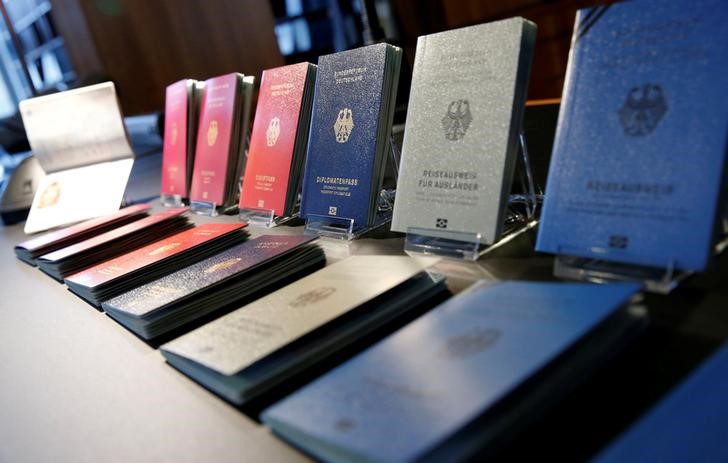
(239, 63, 316, 217)
(391, 18, 537, 244)
(19, 82, 135, 233)
(35, 207, 190, 281)
(593, 343, 728, 463)
(189, 73, 255, 209)
(65, 222, 248, 306)
(102, 235, 325, 340)
(300, 43, 402, 228)
(262, 281, 643, 463)
(15, 204, 150, 265)
(160, 255, 446, 404)
(536, 0, 728, 271)
(161, 79, 200, 200)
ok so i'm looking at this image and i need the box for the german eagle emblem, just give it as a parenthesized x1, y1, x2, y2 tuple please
(442, 99, 472, 141)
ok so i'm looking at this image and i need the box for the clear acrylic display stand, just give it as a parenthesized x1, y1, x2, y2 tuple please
(189, 132, 252, 217)
(404, 133, 542, 261)
(553, 255, 688, 294)
(190, 200, 220, 217)
(304, 136, 400, 240)
(160, 193, 184, 207)
(553, 205, 728, 295)
(239, 199, 300, 228)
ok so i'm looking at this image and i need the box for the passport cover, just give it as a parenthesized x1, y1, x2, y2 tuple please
(19, 82, 135, 234)
(103, 235, 318, 318)
(37, 207, 187, 263)
(300, 44, 391, 227)
(593, 343, 728, 463)
(240, 63, 311, 216)
(161, 255, 436, 376)
(391, 18, 536, 243)
(189, 73, 240, 205)
(262, 281, 640, 463)
(64, 222, 244, 289)
(16, 204, 149, 256)
(161, 79, 193, 197)
(536, 0, 728, 271)
(24, 159, 134, 234)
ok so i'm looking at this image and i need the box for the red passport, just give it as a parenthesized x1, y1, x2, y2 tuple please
(15, 204, 150, 264)
(39, 208, 189, 263)
(239, 63, 312, 216)
(161, 79, 195, 198)
(189, 73, 243, 206)
(65, 222, 246, 289)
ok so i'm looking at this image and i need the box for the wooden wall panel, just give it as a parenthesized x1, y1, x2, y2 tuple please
(392, 0, 607, 100)
(52, 0, 284, 115)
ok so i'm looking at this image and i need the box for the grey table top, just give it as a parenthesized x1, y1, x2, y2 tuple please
(0, 196, 559, 462)
(1, 154, 726, 461)
(0, 214, 315, 462)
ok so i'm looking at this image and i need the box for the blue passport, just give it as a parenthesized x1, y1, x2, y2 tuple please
(593, 343, 728, 462)
(300, 43, 401, 228)
(262, 281, 642, 462)
(536, 0, 728, 271)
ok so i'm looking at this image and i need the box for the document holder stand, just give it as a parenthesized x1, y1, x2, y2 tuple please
(404, 133, 541, 261)
(553, 255, 688, 294)
(239, 200, 300, 228)
(160, 194, 184, 207)
(304, 136, 400, 241)
(190, 199, 241, 217)
(553, 210, 728, 294)
(187, 131, 252, 218)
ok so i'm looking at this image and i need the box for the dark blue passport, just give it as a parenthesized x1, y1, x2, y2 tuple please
(263, 281, 642, 463)
(101, 235, 324, 339)
(536, 0, 728, 271)
(300, 43, 401, 228)
(594, 343, 728, 462)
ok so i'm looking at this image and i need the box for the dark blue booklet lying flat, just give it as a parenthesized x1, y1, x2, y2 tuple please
(536, 0, 728, 271)
(593, 343, 728, 463)
(102, 235, 324, 340)
(262, 280, 644, 463)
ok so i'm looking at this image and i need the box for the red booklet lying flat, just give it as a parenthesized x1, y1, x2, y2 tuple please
(65, 222, 248, 306)
(39, 208, 189, 264)
(35, 208, 191, 281)
(15, 204, 151, 265)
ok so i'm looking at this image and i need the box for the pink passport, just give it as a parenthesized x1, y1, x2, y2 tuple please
(161, 80, 193, 197)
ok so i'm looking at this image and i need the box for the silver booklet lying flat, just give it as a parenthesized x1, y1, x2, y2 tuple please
(160, 255, 443, 404)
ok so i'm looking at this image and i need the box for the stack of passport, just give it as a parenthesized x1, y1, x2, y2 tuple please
(391, 17, 537, 244)
(15, 204, 151, 265)
(262, 281, 645, 462)
(160, 78, 202, 203)
(160, 255, 447, 405)
(64, 222, 248, 306)
(239, 63, 317, 219)
(102, 235, 325, 340)
(189, 72, 255, 211)
(536, 0, 728, 272)
(35, 207, 191, 281)
(300, 43, 402, 229)
(593, 342, 728, 462)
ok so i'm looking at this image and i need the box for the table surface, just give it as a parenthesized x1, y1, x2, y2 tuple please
(1, 155, 727, 462)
